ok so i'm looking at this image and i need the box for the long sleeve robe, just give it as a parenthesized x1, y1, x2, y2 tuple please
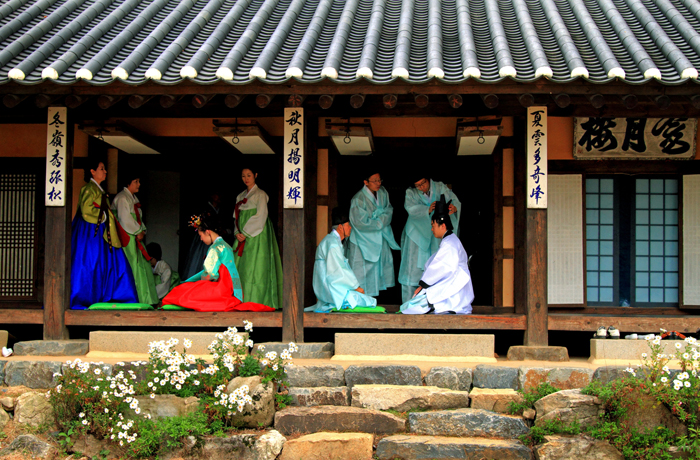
(306, 230, 378, 312)
(346, 185, 401, 296)
(398, 180, 461, 302)
(400, 233, 474, 315)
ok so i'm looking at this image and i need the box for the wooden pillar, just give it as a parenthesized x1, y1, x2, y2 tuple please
(524, 209, 548, 345)
(43, 110, 72, 340)
(282, 111, 317, 343)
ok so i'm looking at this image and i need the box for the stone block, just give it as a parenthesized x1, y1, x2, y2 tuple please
(15, 392, 55, 427)
(255, 342, 333, 359)
(408, 409, 529, 439)
(89, 331, 247, 355)
(589, 338, 683, 363)
(537, 435, 624, 459)
(0, 396, 14, 411)
(0, 407, 9, 430)
(518, 367, 594, 391)
(133, 394, 199, 420)
(14, 340, 89, 356)
(285, 364, 345, 388)
(469, 388, 524, 413)
(279, 432, 373, 460)
(335, 333, 495, 359)
(621, 389, 687, 437)
(534, 389, 604, 429)
(289, 387, 350, 406)
(198, 431, 286, 460)
(0, 331, 7, 349)
(424, 366, 472, 391)
(351, 384, 470, 412)
(0, 435, 57, 458)
(472, 365, 519, 390)
(62, 361, 112, 377)
(227, 376, 275, 428)
(345, 364, 422, 389)
(5, 361, 61, 388)
(274, 406, 406, 436)
(0, 360, 6, 383)
(376, 435, 534, 460)
(593, 366, 632, 384)
(507, 346, 569, 362)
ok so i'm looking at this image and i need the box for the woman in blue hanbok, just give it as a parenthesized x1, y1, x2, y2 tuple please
(398, 176, 461, 302)
(346, 171, 401, 296)
(70, 160, 138, 309)
(307, 208, 378, 312)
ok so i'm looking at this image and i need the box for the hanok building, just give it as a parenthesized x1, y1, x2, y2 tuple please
(1, 0, 700, 346)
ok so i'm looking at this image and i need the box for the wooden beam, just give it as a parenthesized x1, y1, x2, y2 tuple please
(493, 146, 504, 308)
(550, 160, 700, 175)
(524, 209, 548, 345)
(588, 94, 605, 109)
(43, 113, 72, 340)
(548, 314, 700, 333)
(318, 94, 334, 109)
(97, 95, 122, 110)
(65, 310, 283, 327)
(350, 94, 365, 109)
(0, 309, 43, 324)
(287, 94, 305, 107)
(553, 93, 570, 108)
(382, 94, 397, 109)
(447, 94, 463, 109)
(128, 95, 153, 109)
(65, 95, 88, 108)
(256, 94, 272, 108)
(414, 94, 429, 108)
(621, 94, 638, 109)
(303, 313, 527, 330)
(224, 94, 245, 108)
(654, 94, 671, 110)
(513, 123, 527, 316)
(3, 94, 27, 108)
(35, 94, 60, 108)
(160, 94, 181, 108)
(192, 94, 213, 108)
(482, 94, 499, 109)
(518, 93, 534, 108)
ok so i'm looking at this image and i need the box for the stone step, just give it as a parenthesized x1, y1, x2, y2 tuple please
(334, 333, 496, 361)
(88, 331, 247, 355)
(254, 342, 333, 359)
(279, 433, 373, 460)
(589, 338, 681, 365)
(469, 388, 524, 413)
(408, 408, 529, 439)
(285, 364, 346, 388)
(14, 340, 88, 356)
(351, 384, 470, 412)
(376, 435, 533, 460)
(288, 387, 350, 407)
(345, 364, 422, 388)
(274, 406, 406, 436)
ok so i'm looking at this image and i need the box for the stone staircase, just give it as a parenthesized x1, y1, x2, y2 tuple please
(278, 364, 537, 460)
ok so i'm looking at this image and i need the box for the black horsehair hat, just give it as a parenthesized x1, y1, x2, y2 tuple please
(432, 194, 452, 226)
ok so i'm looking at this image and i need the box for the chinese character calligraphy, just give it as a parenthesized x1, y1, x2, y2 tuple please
(45, 107, 68, 206)
(574, 117, 696, 159)
(527, 107, 548, 209)
(283, 108, 304, 208)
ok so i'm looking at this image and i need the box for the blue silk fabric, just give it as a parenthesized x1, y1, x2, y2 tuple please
(70, 214, 138, 309)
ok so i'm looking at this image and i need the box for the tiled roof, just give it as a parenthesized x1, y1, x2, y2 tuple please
(1, 0, 700, 87)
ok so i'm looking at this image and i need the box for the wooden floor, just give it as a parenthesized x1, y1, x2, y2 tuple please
(1, 309, 700, 333)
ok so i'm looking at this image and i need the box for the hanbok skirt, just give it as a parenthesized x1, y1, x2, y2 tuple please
(70, 214, 138, 309)
(123, 236, 158, 305)
(162, 265, 273, 312)
(234, 210, 283, 310)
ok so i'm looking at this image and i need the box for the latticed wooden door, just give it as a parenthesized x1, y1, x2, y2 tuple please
(0, 166, 44, 305)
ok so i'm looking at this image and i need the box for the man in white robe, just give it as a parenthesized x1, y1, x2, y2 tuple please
(399, 176, 461, 303)
(306, 208, 378, 312)
(400, 195, 474, 315)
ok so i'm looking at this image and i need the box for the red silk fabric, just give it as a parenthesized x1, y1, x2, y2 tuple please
(162, 265, 273, 312)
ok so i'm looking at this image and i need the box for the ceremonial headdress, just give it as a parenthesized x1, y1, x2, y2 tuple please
(433, 194, 452, 229)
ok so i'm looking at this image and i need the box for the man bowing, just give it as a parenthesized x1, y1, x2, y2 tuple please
(400, 195, 474, 315)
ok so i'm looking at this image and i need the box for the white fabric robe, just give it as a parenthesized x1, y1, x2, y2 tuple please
(234, 185, 268, 238)
(400, 233, 474, 314)
(398, 180, 461, 302)
(152, 260, 173, 300)
(306, 230, 377, 312)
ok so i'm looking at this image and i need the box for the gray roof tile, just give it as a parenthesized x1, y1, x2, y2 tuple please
(1, 0, 700, 87)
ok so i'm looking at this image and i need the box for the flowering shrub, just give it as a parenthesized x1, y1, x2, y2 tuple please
(47, 321, 296, 457)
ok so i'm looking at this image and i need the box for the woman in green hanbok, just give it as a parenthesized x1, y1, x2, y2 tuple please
(233, 168, 283, 309)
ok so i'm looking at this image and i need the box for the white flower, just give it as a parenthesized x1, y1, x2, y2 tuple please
(641, 353, 647, 358)
(150, 393, 155, 399)
(94, 368, 101, 375)
(245, 339, 254, 348)
(244, 320, 253, 331)
(82, 420, 88, 425)
(184, 339, 193, 349)
(258, 345, 265, 352)
(676, 342, 683, 349)
(661, 377, 668, 383)
(685, 381, 691, 388)
(79, 412, 85, 418)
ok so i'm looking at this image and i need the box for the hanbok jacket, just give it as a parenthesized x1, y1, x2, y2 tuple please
(348, 185, 400, 262)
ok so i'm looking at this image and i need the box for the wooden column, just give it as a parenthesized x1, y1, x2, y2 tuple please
(43, 111, 72, 340)
(524, 209, 548, 345)
(282, 112, 317, 343)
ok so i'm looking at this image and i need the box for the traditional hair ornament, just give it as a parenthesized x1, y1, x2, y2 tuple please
(189, 214, 203, 231)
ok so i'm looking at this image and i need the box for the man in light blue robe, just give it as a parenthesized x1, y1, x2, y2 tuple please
(306, 208, 377, 312)
(346, 172, 401, 296)
(399, 177, 461, 303)
(401, 195, 474, 315)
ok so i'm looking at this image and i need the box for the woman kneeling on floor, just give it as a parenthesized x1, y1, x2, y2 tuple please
(162, 213, 273, 312)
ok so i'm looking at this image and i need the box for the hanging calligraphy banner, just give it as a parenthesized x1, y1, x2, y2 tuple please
(283, 107, 304, 208)
(45, 107, 67, 207)
(573, 117, 697, 159)
(527, 106, 547, 209)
